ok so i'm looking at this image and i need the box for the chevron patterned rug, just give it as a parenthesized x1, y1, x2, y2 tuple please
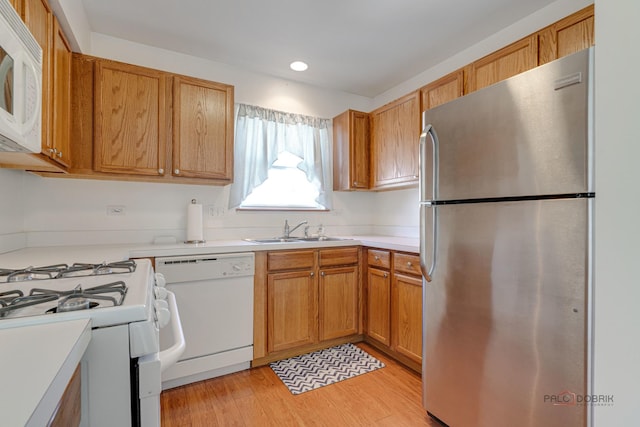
(270, 343, 385, 395)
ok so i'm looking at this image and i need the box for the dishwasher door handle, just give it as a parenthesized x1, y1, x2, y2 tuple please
(159, 291, 186, 372)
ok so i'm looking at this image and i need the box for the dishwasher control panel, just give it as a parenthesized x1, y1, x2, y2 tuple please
(155, 252, 255, 284)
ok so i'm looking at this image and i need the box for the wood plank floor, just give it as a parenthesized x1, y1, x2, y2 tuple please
(160, 343, 441, 426)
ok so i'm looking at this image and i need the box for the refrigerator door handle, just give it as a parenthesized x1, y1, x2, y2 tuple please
(419, 123, 439, 201)
(419, 204, 437, 282)
(419, 123, 439, 282)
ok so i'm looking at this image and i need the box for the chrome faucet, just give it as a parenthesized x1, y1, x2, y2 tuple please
(283, 219, 308, 238)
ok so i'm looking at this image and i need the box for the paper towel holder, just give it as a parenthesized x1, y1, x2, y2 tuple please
(185, 198, 206, 244)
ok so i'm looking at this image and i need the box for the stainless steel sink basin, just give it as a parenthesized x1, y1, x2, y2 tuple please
(296, 236, 352, 242)
(245, 238, 302, 243)
(245, 236, 352, 244)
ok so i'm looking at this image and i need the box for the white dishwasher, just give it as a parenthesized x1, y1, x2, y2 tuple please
(156, 252, 255, 390)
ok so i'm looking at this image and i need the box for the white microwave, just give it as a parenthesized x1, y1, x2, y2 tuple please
(0, 0, 41, 153)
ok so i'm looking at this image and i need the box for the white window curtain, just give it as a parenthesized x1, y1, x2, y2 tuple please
(229, 103, 332, 209)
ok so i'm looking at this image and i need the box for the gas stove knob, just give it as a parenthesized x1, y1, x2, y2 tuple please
(154, 286, 168, 300)
(155, 273, 166, 288)
(156, 306, 170, 328)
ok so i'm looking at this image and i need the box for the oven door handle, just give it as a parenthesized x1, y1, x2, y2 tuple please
(159, 290, 185, 372)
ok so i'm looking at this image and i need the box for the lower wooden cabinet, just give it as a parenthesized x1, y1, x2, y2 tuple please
(49, 364, 81, 427)
(320, 265, 359, 341)
(365, 249, 423, 372)
(253, 247, 362, 365)
(268, 269, 317, 352)
(366, 267, 391, 345)
(391, 272, 423, 365)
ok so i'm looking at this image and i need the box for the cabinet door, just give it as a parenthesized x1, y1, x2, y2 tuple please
(370, 91, 420, 189)
(366, 267, 391, 346)
(420, 69, 464, 111)
(267, 270, 318, 352)
(23, 0, 52, 155)
(172, 75, 234, 180)
(333, 109, 370, 191)
(391, 273, 423, 365)
(319, 266, 359, 341)
(467, 35, 538, 93)
(51, 17, 71, 167)
(9, 0, 23, 15)
(94, 60, 168, 175)
(538, 5, 594, 65)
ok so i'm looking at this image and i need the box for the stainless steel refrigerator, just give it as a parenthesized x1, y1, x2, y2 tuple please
(419, 47, 594, 427)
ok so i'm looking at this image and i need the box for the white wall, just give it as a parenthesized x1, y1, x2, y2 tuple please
(0, 169, 27, 252)
(593, 1, 640, 426)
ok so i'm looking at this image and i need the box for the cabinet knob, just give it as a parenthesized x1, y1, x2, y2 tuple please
(321, 271, 325, 277)
(174, 169, 180, 175)
(374, 256, 380, 261)
(158, 168, 164, 174)
(383, 273, 388, 278)
(310, 272, 314, 277)
(407, 261, 413, 267)
(57, 151, 63, 158)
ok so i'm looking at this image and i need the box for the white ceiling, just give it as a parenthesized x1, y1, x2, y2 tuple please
(80, 0, 557, 98)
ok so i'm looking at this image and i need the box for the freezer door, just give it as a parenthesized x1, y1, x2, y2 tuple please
(422, 48, 593, 201)
(423, 198, 590, 427)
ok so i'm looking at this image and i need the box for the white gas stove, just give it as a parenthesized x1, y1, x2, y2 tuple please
(0, 258, 185, 427)
(0, 260, 151, 329)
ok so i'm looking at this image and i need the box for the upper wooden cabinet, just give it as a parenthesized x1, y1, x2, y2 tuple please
(332, 109, 370, 191)
(71, 55, 234, 184)
(51, 18, 71, 168)
(370, 90, 421, 189)
(467, 35, 538, 93)
(538, 4, 594, 65)
(172, 75, 233, 180)
(94, 60, 168, 176)
(8, 0, 23, 15)
(420, 69, 464, 111)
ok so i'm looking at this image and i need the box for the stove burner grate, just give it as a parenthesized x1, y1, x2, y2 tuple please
(0, 260, 137, 283)
(57, 260, 137, 278)
(0, 280, 129, 318)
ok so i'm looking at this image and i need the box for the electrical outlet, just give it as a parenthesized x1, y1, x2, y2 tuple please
(207, 206, 226, 217)
(107, 205, 126, 216)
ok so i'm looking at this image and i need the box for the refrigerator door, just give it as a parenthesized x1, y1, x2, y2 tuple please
(422, 48, 593, 202)
(423, 198, 590, 427)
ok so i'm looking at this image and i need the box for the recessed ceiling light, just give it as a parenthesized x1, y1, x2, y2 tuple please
(290, 61, 308, 72)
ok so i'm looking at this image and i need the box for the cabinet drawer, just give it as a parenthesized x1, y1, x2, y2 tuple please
(268, 250, 315, 271)
(394, 253, 421, 276)
(368, 249, 391, 269)
(319, 247, 359, 267)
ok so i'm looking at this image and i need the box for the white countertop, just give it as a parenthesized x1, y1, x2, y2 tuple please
(0, 318, 91, 427)
(0, 235, 416, 424)
(0, 235, 418, 267)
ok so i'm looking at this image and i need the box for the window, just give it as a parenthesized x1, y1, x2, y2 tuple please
(230, 104, 332, 210)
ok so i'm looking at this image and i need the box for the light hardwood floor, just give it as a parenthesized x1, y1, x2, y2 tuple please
(160, 343, 441, 426)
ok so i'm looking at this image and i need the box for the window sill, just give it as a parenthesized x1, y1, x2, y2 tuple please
(236, 206, 329, 212)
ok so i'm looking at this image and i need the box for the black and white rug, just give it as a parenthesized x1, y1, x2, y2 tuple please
(270, 343, 385, 395)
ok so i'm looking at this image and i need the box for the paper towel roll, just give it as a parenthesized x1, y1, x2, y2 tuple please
(186, 200, 204, 243)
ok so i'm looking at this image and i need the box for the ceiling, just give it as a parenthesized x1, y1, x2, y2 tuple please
(80, 0, 557, 98)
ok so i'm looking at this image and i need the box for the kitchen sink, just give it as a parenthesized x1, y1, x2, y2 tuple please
(295, 236, 352, 242)
(245, 236, 352, 244)
(245, 238, 302, 243)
